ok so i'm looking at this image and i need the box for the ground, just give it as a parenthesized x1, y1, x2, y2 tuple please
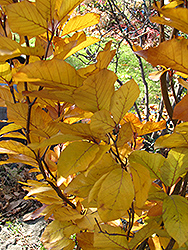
(0, 158, 47, 250)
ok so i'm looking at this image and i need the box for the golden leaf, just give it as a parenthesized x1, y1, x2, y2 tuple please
(62, 13, 100, 36)
(117, 122, 133, 147)
(150, 7, 188, 35)
(135, 38, 188, 75)
(129, 150, 165, 180)
(90, 109, 116, 136)
(0, 0, 12, 5)
(77, 232, 97, 250)
(54, 206, 83, 221)
(58, 0, 84, 20)
(98, 168, 134, 222)
(13, 58, 84, 90)
(76, 210, 102, 231)
(74, 69, 117, 113)
(130, 163, 152, 208)
(161, 147, 188, 187)
(110, 79, 140, 124)
(148, 184, 167, 201)
(0, 123, 22, 136)
(94, 224, 128, 249)
(57, 141, 99, 178)
(162, 195, 188, 247)
(6, 1, 47, 36)
(0, 62, 12, 82)
(36, 0, 56, 20)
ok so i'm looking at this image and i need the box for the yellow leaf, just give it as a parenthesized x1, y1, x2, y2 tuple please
(54, 206, 83, 221)
(0, 140, 36, 159)
(55, 32, 100, 60)
(74, 69, 117, 113)
(129, 220, 161, 249)
(0, 86, 14, 106)
(13, 58, 84, 90)
(162, 195, 188, 247)
(94, 224, 128, 249)
(0, 62, 11, 82)
(90, 109, 116, 136)
(58, 0, 84, 20)
(23, 89, 75, 104)
(130, 163, 152, 208)
(36, 0, 56, 20)
(0, 154, 38, 167)
(135, 38, 188, 75)
(0, 0, 12, 5)
(41, 220, 73, 250)
(0, 123, 22, 136)
(129, 150, 165, 180)
(110, 79, 140, 124)
(76, 210, 102, 231)
(6, 1, 47, 36)
(57, 141, 99, 178)
(148, 184, 168, 201)
(150, 7, 188, 35)
(98, 168, 134, 222)
(62, 13, 100, 36)
(161, 148, 188, 187)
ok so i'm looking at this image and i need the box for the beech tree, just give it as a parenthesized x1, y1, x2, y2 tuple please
(0, 0, 188, 250)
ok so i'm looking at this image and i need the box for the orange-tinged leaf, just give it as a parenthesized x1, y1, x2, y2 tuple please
(173, 94, 188, 121)
(130, 163, 152, 208)
(117, 122, 133, 147)
(0, 86, 13, 105)
(62, 13, 100, 36)
(148, 203, 163, 217)
(74, 69, 117, 113)
(6, 1, 47, 36)
(162, 195, 188, 247)
(77, 232, 97, 250)
(94, 224, 128, 249)
(150, 7, 188, 35)
(110, 79, 140, 124)
(135, 38, 188, 75)
(13, 58, 84, 90)
(129, 220, 161, 249)
(36, 0, 56, 20)
(0, 0, 12, 5)
(90, 109, 116, 136)
(129, 150, 165, 180)
(98, 168, 134, 222)
(161, 147, 188, 187)
(57, 141, 99, 178)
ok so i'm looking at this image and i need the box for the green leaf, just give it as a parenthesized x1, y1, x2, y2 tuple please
(162, 195, 188, 247)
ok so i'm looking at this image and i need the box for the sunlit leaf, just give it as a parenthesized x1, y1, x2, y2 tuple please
(58, 0, 84, 20)
(54, 206, 83, 221)
(150, 7, 188, 35)
(135, 38, 188, 75)
(129, 150, 165, 180)
(161, 147, 188, 186)
(13, 58, 84, 90)
(0, 0, 12, 5)
(0, 62, 12, 82)
(36, 0, 56, 20)
(0, 123, 22, 136)
(62, 13, 100, 36)
(6, 1, 47, 36)
(98, 168, 134, 222)
(117, 122, 133, 147)
(74, 69, 117, 113)
(57, 141, 99, 178)
(110, 79, 140, 124)
(94, 224, 128, 249)
(129, 220, 161, 249)
(130, 163, 152, 208)
(162, 195, 188, 247)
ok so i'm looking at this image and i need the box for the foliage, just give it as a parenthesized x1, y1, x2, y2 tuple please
(0, 1, 188, 250)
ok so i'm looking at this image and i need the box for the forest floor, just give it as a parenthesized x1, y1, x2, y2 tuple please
(0, 158, 47, 250)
